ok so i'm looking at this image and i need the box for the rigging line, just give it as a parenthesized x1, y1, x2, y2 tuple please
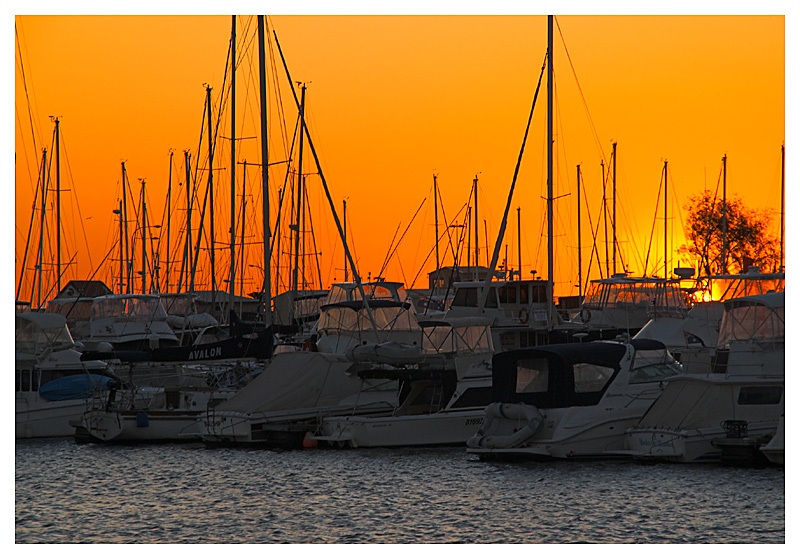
(380, 222, 403, 279)
(378, 196, 427, 280)
(554, 16, 607, 163)
(16, 150, 44, 301)
(15, 24, 40, 160)
(409, 203, 471, 289)
(59, 128, 94, 273)
(643, 169, 663, 276)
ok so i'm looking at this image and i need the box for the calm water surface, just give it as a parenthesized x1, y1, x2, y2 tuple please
(16, 438, 784, 544)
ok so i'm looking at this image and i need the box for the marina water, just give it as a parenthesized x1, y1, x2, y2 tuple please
(16, 438, 784, 543)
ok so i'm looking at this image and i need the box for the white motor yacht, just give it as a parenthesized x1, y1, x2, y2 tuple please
(466, 338, 681, 460)
(622, 291, 784, 463)
(311, 317, 495, 448)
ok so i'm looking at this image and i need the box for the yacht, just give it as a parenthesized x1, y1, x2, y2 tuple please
(311, 317, 495, 448)
(466, 338, 681, 459)
(622, 292, 784, 463)
(16, 312, 115, 438)
(197, 281, 421, 447)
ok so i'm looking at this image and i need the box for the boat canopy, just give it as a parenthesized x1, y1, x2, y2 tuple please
(583, 276, 686, 311)
(46, 298, 94, 321)
(323, 281, 407, 306)
(717, 292, 785, 347)
(15, 313, 74, 356)
(420, 317, 494, 355)
(491, 341, 629, 408)
(317, 300, 419, 335)
(91, 294, 168, 320)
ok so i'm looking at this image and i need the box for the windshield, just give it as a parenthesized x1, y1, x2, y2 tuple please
(16, 317, 74, 355)
(92, 297, 168, 320)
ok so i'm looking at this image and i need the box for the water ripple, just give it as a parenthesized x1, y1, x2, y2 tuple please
(16, 439, 784, 543)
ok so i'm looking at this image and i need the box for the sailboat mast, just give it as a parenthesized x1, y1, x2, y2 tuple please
(122, 162, 131, 293)
(185, 151, 193, 293)
(240, 161, 246, 300)
(434, 175, 440, 273)
(664, 160, 668, 279)
(117, 201, 123, 293)
(781, 144, 785, 271)
(517, 207, 522, 280)
(577, 164, 582, 298)
(257, 15, 272, 327)
(602, 160, 608, 277)
(141, 179, 147, 294)
(547, 14, 554, 324)
(722, 154, 727, 274)
(343, 199, 348, 282)
(55, 118, 61, 295)
(36, 149, 48, 308)
(166, 151, 173, 294)
(612, 141, 617, 275)
(206, 85, 216, 296)
(229, 15, 237, 314)
(293, 84, 306, 295)
(474, 175, 479, 280)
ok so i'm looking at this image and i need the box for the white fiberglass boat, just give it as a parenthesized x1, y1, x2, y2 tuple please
(16, 312, 115, 438)
(466, 339, 680, 460)
(622, 292, 784, 463)
(311, 317, 495, 448)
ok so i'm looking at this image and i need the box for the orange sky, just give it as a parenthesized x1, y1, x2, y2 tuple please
(13, 14, 785, 304)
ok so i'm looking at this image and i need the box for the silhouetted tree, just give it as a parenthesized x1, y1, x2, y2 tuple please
(680, 192, 780, 276)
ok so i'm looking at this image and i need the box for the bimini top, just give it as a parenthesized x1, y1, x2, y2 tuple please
(718, 292, 785, 347)
(491, 341, 654, 409)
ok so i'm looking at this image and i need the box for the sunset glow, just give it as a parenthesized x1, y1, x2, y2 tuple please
(14, 15, 785, 304)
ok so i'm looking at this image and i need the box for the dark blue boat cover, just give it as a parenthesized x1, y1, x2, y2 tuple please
(39, 374, 115, 401)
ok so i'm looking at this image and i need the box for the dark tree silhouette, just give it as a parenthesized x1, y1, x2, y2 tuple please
(680, 192, 781, 276)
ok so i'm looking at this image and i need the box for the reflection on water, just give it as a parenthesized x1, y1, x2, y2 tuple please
(16, 439, 784, 543)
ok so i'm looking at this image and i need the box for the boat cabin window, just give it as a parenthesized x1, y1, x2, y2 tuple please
(421, 324, 493, 354)
(92, 297, 168, 320)
(498, 285, 516, 304)
(15, 318, 74, 356)
(515, 358, 549, 393)
(46, 299, 93, 321)
(449, 387, 493, 409)
(629, 348, 682, 384)
(452, 287, 498, 308)
(573, 363, 614, 393)
(737, 386, 783, 405)
(318, 305, 419, 335)
(718, 301, 785, 347)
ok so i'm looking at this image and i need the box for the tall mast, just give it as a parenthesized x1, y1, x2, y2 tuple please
(122, 162, 131, 293)
(343, 199, 348, 282)
(547, 14, 554, 325)
(474, 175, 479, 280)
(240, 161, 247, 300)
(166, 151, 173, 294)
(257, 15, 272, 327)
(117, 201, 123, 293)
(434, 175, 440, 273)
(601, 160, 608, 277)
(293, 84, 307, 295)
(55, 118, 61, 294)
(517, 207, 522, 280)
(185, 151, 193, 292)
(664, 160, 668, 279)
(229, 15, 237, 313)
(612, 141, 617, 275)
(206, 84, 216, 296)
(721, 154, 727, 274)
(781, 144, 785, 271)
(141, 179, 147, 294)
(36, 149, 48, 308)
(577, 164, 582, 298)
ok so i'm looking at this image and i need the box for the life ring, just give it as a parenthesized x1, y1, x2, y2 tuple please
(580, 309, 592, 324)
(302, 341, 313, 352)
(519, 307, 530, 324)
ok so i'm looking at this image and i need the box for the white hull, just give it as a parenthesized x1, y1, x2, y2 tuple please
(80, 408, 203, 442)
(625, 420, 779, 463)
(314, 409, 485, 448)
(16, 396, 89, 438)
